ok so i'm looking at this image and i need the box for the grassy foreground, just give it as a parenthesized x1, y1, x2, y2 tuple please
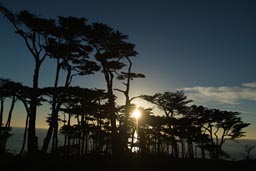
(0, 154, 255, 171)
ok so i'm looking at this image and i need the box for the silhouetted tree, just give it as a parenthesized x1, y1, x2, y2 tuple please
(187, 105, 211, 159)
(141, 91, 192, 158)
(206, 109, 250, 159)
(51, 87, 106, 155)
(0, 78, 16, 153)
(0, 79, 33, 154)
(187, 105, 250, 159)
(134, 107, 175, 156)
(115, 56, 145, 153)
(86, 23, 137, 155)
(0, 6, 55, 153)
(42, 16, 100, 153)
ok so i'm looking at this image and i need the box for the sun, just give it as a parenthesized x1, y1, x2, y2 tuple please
(132, 108, 141, 119)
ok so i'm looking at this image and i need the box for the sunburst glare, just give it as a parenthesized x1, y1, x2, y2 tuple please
(132, 108, 141, 119)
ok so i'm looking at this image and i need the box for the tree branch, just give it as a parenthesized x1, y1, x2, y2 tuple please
(113, 88, 125, 94)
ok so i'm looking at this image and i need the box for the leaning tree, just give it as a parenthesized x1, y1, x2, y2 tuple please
(0, 6, 55, 153)
(203, 108, 250, 159)
(42, 16, 100, 153)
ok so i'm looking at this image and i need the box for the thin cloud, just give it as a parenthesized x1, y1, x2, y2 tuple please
(183, 82, 256, 105)
(242, 82, 256, 88)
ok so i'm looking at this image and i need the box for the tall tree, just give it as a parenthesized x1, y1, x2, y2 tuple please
(86, 23, 137, 155)
(115, 56, 145, 152)
(42, 16, 99, 153)
(0, 6, 55, 153)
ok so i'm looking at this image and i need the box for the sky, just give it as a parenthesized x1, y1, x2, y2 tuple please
(0, 0, 256, 139)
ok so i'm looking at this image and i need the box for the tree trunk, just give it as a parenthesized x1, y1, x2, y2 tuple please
(0, 98, 4, 127)
(42, 106, 60, 152)
(181, 140, 185, 159)
(104, 67, 119, 156)
(19, 114, 29, 155)
(27, 104, 38, 153)
(200, 143, 205, 159)
(27, 63, 40, 154)
(2, 96, 16, 150)
(109, 93, 119, 155)
(42, 63, 62, 153)
(0, 98, 4, 152)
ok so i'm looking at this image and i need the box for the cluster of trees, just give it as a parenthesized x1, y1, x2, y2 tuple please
(0, 6, 250, 159)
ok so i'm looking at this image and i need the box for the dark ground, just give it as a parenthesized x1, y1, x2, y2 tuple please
(0, 154, 255, 171)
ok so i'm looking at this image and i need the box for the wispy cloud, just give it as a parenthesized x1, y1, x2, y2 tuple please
(242, 82, 256, 88)
(183, 82, 256, 105)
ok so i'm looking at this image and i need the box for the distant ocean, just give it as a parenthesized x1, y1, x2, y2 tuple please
(6, 127, 65, 154)
(6, 127, 256, 160)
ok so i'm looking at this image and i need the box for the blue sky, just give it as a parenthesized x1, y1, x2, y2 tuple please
(1, 0, 256, 139)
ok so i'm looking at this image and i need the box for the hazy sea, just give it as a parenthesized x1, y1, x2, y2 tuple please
(6, 127, 256, 160)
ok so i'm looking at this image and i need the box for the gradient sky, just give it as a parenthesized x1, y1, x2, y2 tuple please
(1, 0, 256, 139)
